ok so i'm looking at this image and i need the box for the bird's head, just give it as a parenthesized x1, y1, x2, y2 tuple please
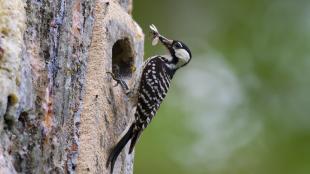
(150, 24, 192, 69)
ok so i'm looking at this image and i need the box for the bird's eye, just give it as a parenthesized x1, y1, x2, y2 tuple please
(174, 42, 182, 49)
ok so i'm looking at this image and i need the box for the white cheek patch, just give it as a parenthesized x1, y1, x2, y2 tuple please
(175, 49, 190, 63)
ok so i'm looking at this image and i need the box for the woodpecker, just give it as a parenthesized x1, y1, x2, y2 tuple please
(106, 24, 192, 173)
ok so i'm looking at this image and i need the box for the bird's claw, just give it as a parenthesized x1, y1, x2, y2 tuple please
(107, 72, 130, 94)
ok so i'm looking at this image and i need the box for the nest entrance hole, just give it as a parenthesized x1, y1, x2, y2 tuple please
(112, 38, 135, 79)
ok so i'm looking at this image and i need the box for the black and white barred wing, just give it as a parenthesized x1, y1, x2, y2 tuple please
(134, 57, 172, 129)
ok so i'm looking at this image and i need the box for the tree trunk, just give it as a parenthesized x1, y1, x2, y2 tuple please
(0, 0, 144, 173)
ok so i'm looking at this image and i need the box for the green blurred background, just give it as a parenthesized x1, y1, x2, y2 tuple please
(132, 0, 310, 174)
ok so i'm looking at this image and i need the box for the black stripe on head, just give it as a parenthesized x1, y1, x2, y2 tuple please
(172, 40, 192, 58)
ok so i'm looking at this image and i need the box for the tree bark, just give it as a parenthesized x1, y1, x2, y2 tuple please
(0, 0, 143, 173)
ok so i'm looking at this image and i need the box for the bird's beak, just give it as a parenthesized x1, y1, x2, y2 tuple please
(150, 24, 173, 49)
(158, 35, 173, 49)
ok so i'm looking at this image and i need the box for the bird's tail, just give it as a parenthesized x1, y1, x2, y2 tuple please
(106, 124, 134, 174)
(129, 130, 142, 154)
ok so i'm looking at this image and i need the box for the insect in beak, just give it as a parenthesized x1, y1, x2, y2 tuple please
(150, 24, 173, 49)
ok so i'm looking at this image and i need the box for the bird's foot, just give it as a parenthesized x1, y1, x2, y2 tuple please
(107, 72, 131, 96)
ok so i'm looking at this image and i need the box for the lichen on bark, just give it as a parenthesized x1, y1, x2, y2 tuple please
(0, 0, 26, 121)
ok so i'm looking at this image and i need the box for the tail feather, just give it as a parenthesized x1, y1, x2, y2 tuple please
(106, 124, 134, 174)
(129, 130, 142, 154)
